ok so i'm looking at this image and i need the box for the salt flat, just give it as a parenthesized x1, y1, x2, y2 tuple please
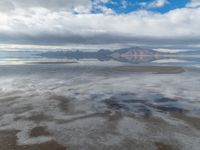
(0, 63, 199, 150)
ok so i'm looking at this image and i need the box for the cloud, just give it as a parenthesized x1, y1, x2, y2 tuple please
(0, 0, 200, 49)
(187, 0, 200, 8)
(148, 0, 169, 8)
(121, 0, 128, 9)
(0, 0, 92, 13)
(139, 0, 169, 9)
(91, 0, 115, 14)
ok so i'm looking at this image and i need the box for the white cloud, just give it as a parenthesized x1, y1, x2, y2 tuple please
(98, 6, 115, 14)
(92, 0, 115, 14)
(0, 0, 92, 12)
(148, 0, 169, 8)
(98, 0, 111, 3)
(1, 8, 200, 36)
(121, 0, 128, 9)
(0, 0, 200, 49)
(187, 0, 200, 8)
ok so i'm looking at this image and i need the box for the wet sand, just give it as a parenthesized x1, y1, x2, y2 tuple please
(0, 130, 66, 150)
(0, 111, 184, 150)
(0, 94, 199, 150)
(112, 65, 185, 74)
(0, 130, 176, 150)
(30, 127, 50, 138)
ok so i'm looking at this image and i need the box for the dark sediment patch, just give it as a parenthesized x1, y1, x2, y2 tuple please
(49, 95, 74, 114)
(155, 142, 177, 150)
(30, 126, 50, 137)
(171, 112, 200, 130)
(112, 66, 185, 74)
(147, 104, 186, 114)
(103, 97, 153, 117)
(154, 97, 178, 103)
(139, 115, 168, 126)
(104, 99, 128, 111)
(98, 111, 124, 135)
(135, 105, 152, 118)
(0, 130, 66, 150)
(28, 113, 52, 122)
(103, 94, 187, 117)
(145, 97, 187, 114)
(105, 110, 123, 121)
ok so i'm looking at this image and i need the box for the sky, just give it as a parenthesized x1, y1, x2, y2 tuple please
(0, 0, 200, 50)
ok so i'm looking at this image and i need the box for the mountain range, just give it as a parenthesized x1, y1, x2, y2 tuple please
(39, 47, 166, 64)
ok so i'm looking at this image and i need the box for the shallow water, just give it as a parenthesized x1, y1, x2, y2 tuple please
(0, 52, 200, 150)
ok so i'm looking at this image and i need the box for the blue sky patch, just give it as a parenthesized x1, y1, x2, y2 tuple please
(91, 0, 191, 14)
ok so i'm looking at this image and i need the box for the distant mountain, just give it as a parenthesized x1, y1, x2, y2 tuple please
(38, 46, 167, 64)
(110, 47, 162, 63)
(111, 47, 158, 57)
(39, 49, 111, 61)
(1, 47, 199, 64)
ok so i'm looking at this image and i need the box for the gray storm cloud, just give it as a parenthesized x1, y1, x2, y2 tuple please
(0, 0, 91, 12)
(0, 0, 200, 49)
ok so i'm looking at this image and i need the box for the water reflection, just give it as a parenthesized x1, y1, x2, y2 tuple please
(0, 48, 200, 67)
